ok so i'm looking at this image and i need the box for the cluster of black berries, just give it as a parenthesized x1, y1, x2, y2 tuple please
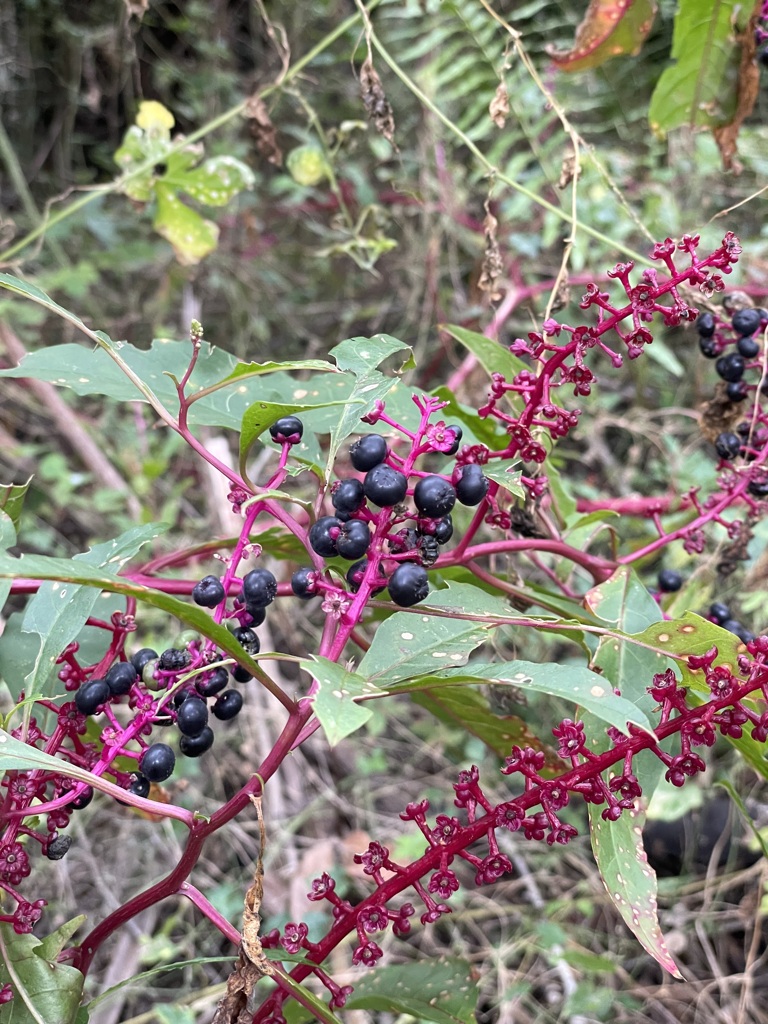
(708, 601, 755, 644)
(270, 416, 490, 609)
(697, 305, 766, 403)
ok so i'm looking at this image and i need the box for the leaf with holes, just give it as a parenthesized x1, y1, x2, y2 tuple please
(301, 657, 381, 745)
(589, 807, 682, 977)
(549, 0, 658, 72)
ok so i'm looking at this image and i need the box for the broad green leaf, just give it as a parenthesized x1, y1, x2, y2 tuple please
(0, 274, 90, 332)
(648, 0, 741, 136)
(584, 567, 674, 977)
(589, 808, 682, 978)
(418, 661, 651, 734)
(300, 656, 379, 745)
(0, 926, 85, 1024)
(169, 155, 255, 206)
(35, 917, 87, 963)
(20, 523, 168, 697)
(238, 397, 354, 480)
(212, 358, 338, 391)
(439, 324, 527, 390)
(0, 512, 16, 615)
(549, 0, 658, 73)
(412, 685, 555, 761)
(346, 956, 478, 1024)
(324, 370, 395, 479)
(358, 602, 491, 686)
(0, 553, 270, 690)
(0, 478, 32, 533)
(153, 183, 219, 265)
(329, 334, 412, 376)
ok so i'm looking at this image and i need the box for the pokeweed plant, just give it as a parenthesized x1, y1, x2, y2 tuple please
(1, 226, 768, 1023)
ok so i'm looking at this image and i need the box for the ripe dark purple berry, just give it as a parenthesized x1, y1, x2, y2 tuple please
(699, 336, 718, 358)
(346, 559, 386, 595)
(454, 464, 489, 506)
(46, 836, 72, 861)
(131, 648, 158, 674)
(696, 312, 716, 338)
(737, 336, 760, 358)
(388, 563, 430, 607)
(715, 353, 745, 382)
(140, 743, 176, 783)
(332, 479, 365, 516)
(657, 569, 683, 593)
(232, 665, 253, 683)
(192, 575, 226, 608)
(726, 381, 748, 402)
(434, 515, 453, 545)
(196, 667, 229, 697)
(350, 434, 388, 471)
(291, 567, 317, 599)
(233, 626, 260, 655)
(721, 618, 755, 643)
(241, 567, 277, 608)
(363, 464, 408, 507)
(336, 519, 371, 560)
(444, 424, 463, 456)
(715, 432, 742, 460)
(75, 678, 110, 716)
(105, 661, 138, 696)
(212, 690, 244, 720)
(269, 416, 304, 445)
(309, 515, 341, 557)
(180, 726, 215, 757)
(732, 308, 762, 337)
(70, 786, 94, 810)
(709, 601, 731, 624)
(414, 476, 457, 518)
(747, 476, 768, 497)
(245, 605, 266, 627)
(176, 696, 209, 737)
(128, 774, 151, 798)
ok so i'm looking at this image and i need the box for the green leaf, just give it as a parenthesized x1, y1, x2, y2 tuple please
(480, 460, 524, 499)
(170, 155, 255, 206)
(19, 523, 168, 697)
(300, 656, 380, 745)
(0, 274, 91, 332)
(648, 0, 741, 137)
(439, 324, 527, 392)
(35, 918, 87, 963)
(549, 0, 658, 73)
(346, 956, 478, 1024)
(417, 661, 651, 734)
(0, 926, 85, 1024)
(153, 183, 219, 265)
(412, 685, 551, 759)
(0, 478, 32, 533)
(358, 598, 491, 685)
(589, 809, 682, 978)
(329, 334, 412, 376)
(324, 370, 395, 479)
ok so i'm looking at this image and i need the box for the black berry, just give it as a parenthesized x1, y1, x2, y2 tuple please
(105, 661, 138, 696)
(434, 515, 454, 545)
(696, 312, 716, 338)
(332, 479, 365, 516)
(70, 786, 94, 810)
(176, 696, 209, 737)
(363, 464, 408, 507)
(180, 726, 215, 757)
(737, 336, 760, 358)
(192, 575, 226, 608)
(388, 528, 419, 554)
(46, 836, 72, 861)
(140, 743, 176, 783)
(346, 559, 386, 595)
(715, 353, 745, 382)
(350, 434, 388, 471)
(309, 516, 341, 557)
(129, 774, 151, 798)
(232, 665, 253, 683)
(414, 476, 457, 518)
(291, 567, 317, 599)
(159, 648, 191, 672)
(388, 563, 430, 607)
(657, 569, 683, 592)
(269, 416, 304, 445)
(444, 424, 463, 456)
(336, 520, 372, 560)
(212, 690, 244, 720)
(75, 679, 110, 716)
(131, 648, 158, 674)
(699, 336, 718, 358)
(709, 601, 731, 624)
(726, 381, 748, 402)
(233, 626, 260, 655)
(196, 667, 229, 698)
(245, 605, 266, 627)
(241, 568, 277, 608)
(748, 477, 768, 497)
(732, 308, 762, 337)
(715, 432, 742, 460)
(454, 464, 490, 506)
(721, 618, 755, 643)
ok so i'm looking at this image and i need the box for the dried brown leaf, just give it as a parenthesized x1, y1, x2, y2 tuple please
(243, 95, 283, 167)
(478, 203, 504, 302)
(360, 57, 397, 148)
(713, 10, 762, 173)
(489, 82, 509, 129)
